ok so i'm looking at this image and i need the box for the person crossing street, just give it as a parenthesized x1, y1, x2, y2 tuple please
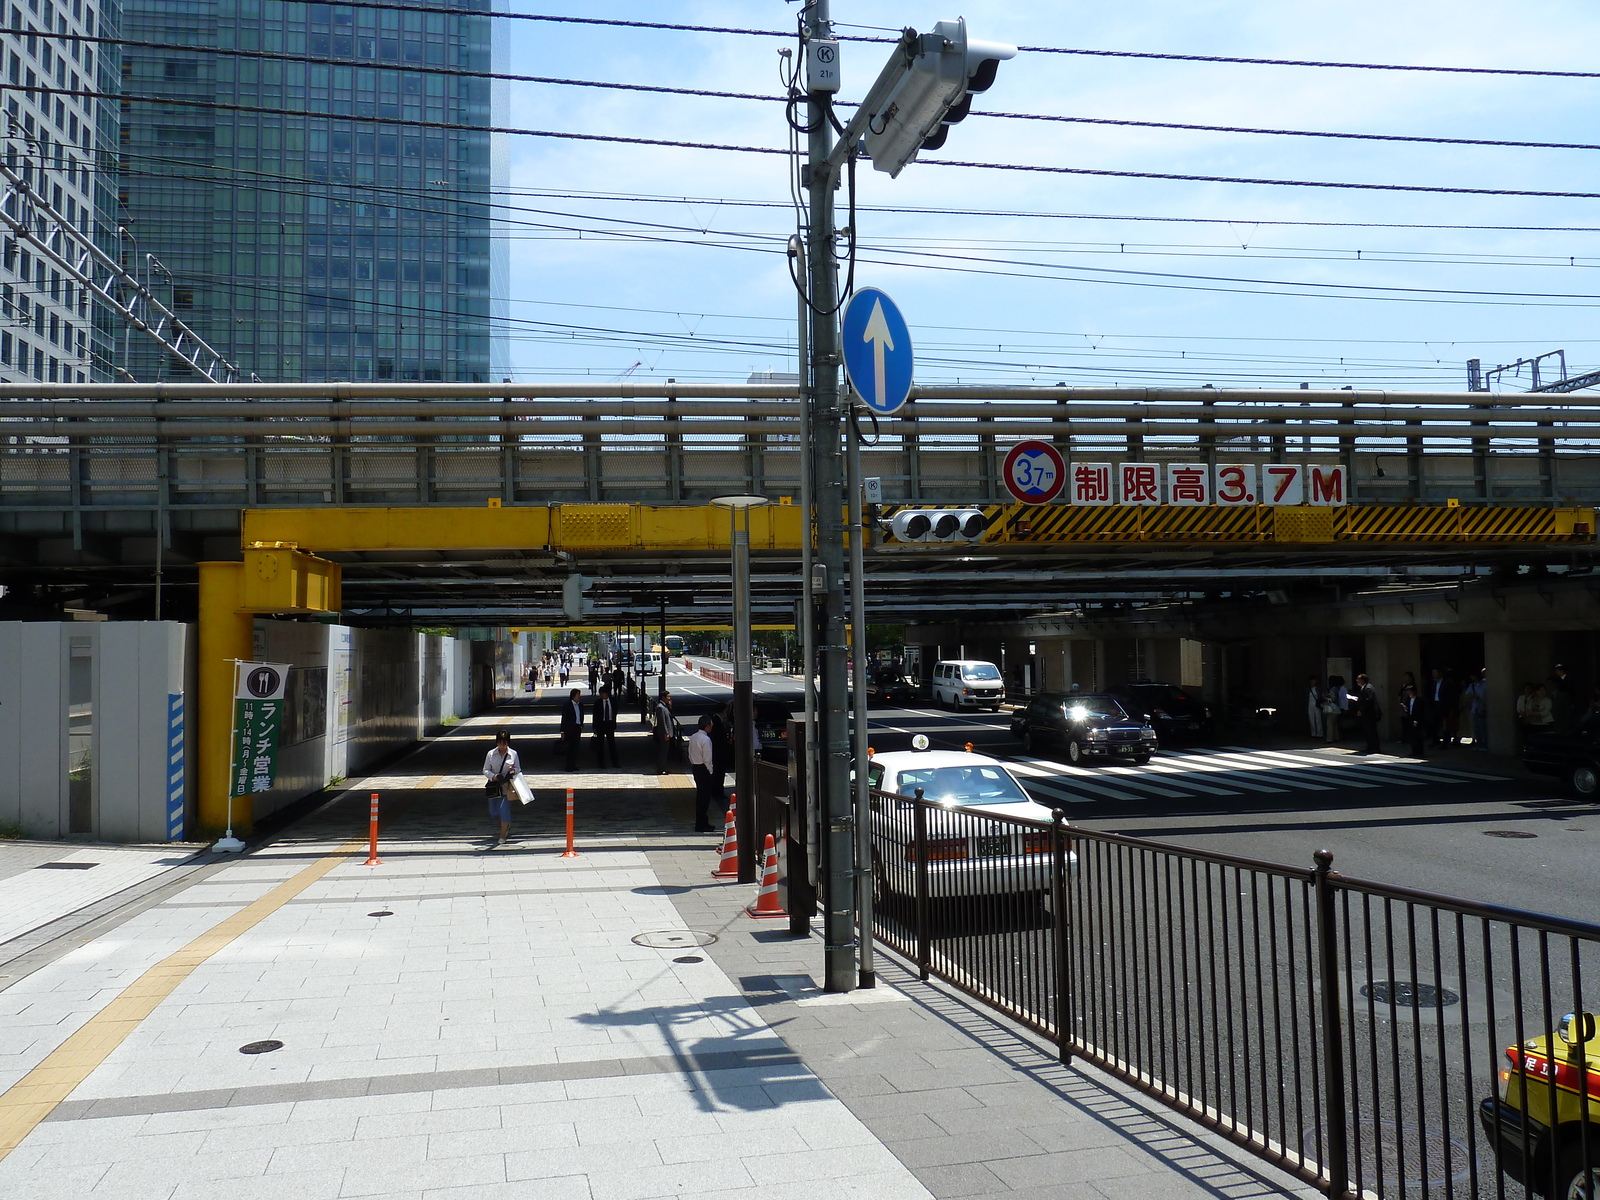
(559, 687, 584, 772)
(592, 685, 617, 769)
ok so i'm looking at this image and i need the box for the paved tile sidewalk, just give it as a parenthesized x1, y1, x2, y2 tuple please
(0, 713, 932, 1200)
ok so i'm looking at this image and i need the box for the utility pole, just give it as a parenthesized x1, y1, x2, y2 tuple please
(804, 0, 857, 993)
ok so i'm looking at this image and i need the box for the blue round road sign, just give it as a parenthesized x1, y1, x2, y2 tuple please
(841, 288, 914, 415)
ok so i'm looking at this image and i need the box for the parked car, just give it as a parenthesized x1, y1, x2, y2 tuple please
(1010, 693, 1157, 765)
(752, 699, 794, 763)
(932, 659, 1005, 711)
(1524, 718, 1600, 796)
(866, 744, 1067, 900)
(1479, 1009, 1598, 1198)
(1107, 681, 1214, 742)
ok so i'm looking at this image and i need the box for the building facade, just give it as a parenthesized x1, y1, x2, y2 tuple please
(0, 0, 121, 385)
(118, 0, 502, 383)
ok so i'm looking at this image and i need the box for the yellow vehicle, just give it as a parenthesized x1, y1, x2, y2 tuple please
(1480, 1010, 1598, 1198)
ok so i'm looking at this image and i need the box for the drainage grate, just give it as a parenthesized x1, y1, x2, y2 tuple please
(1483, 830, 1537, 839)
(673, 955, 705, 964)
(1361, 980, 1460, 1008)
(239, 1040, 283, 1055)
(631, 930, 718, 949)
(37, 862, 96, 870)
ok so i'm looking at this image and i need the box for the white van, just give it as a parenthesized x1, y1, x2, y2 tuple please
(932, 660, 1005, 711)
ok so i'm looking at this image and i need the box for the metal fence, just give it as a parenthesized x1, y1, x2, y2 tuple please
(868, 791, 1600, 1199)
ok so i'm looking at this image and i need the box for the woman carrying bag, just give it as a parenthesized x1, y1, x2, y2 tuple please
(483, 728, 528, 845)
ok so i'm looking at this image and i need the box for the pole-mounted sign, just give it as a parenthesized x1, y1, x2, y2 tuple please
(841, 287, 914, 415)
(230, 661, 290, 800)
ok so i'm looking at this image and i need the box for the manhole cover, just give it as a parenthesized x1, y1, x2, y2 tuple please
(631, 930, 718, 949)
(239, 1040, 283, 1055)
(1303, 1118, 1472, 1195)
(1483, 830, 1537, 839)
(368, 910, 394, 917)
(673, 955, 705, 964)
(632, 885, 691, 896)
(1361, 981, 1460, 1008)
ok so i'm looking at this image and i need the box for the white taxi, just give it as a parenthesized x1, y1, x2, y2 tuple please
(866, 742, 1068, 900)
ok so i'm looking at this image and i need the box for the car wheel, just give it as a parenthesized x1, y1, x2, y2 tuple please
(1134, 755, 1151, 765)
(1021, 729, 1035, 754)
(1067, 739, 1083, 765)
(1555, 1146, 1598, 1200)
(1569, 761, 1599, 797)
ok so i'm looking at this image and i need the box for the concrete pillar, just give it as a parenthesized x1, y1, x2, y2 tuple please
(1484, 631, 1516, 755)
(1385, 632, 1420, 740)
(198, 562, 251, 837)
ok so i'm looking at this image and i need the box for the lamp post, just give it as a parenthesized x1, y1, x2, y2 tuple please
(712, 493, 769, 884)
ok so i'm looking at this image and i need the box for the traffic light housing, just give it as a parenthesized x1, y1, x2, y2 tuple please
(562, 574, 591, 621)
(862, 19, 1017, 178)
(888, 508, 988, 543)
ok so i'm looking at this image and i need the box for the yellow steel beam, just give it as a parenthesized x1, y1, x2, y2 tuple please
(243, 503, 805, 553)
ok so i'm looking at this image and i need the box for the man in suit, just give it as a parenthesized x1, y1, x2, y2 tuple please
(1354, 672, 1382, 755)
(560, 688, 584, 772)
(592, 685, 617, 769)
(708, 702, 734, 795)
(1401, 685, 1425, 758)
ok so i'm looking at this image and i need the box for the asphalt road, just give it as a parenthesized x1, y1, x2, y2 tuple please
(673, 657, 1600, 927)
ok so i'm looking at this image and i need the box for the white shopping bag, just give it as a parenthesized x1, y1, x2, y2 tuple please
(511, 774, 534, 805)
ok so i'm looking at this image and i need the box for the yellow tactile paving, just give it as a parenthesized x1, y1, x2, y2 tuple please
(0, 837, 362, 1161)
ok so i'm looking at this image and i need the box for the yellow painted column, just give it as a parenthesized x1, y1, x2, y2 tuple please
(197, 562, 251, 837)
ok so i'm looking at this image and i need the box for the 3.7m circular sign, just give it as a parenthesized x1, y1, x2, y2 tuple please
(1002, 440, 1066, 505)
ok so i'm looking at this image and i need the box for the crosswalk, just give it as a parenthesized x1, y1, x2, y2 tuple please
(1005, 745, 1508, 805)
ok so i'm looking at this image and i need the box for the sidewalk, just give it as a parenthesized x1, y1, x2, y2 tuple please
(0, 703, 1318, 1200)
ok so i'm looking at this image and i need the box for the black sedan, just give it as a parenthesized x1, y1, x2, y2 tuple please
(752, 699, 794, 764)
(1523, 718, 1600, 795)
(1107, 681, 1214, 742)
(867, 674, 923, 706)
(1010, 693, 1158, 765)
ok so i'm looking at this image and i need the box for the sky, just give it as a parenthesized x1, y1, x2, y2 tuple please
(493, 1, 1600, 392)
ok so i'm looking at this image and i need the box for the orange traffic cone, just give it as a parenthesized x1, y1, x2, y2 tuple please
(711, 799, 739, 879)
(746, 834, 786, 919)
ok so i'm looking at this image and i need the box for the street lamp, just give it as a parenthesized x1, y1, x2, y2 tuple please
(712, 493, 769, 884)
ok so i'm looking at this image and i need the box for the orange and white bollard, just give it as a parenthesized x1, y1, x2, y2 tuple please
(560, 787, 578, 858)
(745, 834, 786, 919)
(363, 792, 382, 867)
(711, 800, 739, 879)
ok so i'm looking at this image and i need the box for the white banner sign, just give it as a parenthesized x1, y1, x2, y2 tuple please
(1063, 462, 1343, 507)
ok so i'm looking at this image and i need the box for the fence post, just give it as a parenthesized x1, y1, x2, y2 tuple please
(913, 801, 930, 981)
(1051, 810, 1072, 1064)
(1313, 849, 1349, 1199)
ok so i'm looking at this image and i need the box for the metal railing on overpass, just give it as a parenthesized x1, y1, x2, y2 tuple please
(5, 383, 1600, 508)
(868, 789, 1600, 1200)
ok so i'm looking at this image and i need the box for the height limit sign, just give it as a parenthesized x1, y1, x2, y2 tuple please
(1002, 440, 1066, 505)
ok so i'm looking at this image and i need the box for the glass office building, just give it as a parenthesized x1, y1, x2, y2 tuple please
(118, 0, 504, 383)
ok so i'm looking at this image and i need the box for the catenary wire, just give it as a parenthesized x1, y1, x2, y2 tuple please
(27, 84, 1600, 202)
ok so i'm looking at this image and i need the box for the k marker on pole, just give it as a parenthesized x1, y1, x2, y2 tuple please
(364, 792, 382, 866)
(561, 787, 578, 858)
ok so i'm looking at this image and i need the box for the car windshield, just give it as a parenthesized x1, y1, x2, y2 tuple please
(961, 664, 1001, 680)
(1065, 698, 1127, 720)
(893, 764, 1030, 805)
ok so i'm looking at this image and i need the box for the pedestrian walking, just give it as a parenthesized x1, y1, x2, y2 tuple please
(1423, 668, 1452, 748)
(560, 687, 584, 772)
(1526, 684, 1555, 738)
(687, 714, 721, 832)
(592, 685, 617, 769)
(482, 728, 521, 844)
(650, 691, 676, 774)
(1306, 675, 1325, 739)
(588, 659, 600, 693)
(1353, 672, 1381, 754)
(1465, 668, 1489, 750)
(709, 702, 734, 793)
(559, 659, 570, 688)
(1400, 686, 1425, 758)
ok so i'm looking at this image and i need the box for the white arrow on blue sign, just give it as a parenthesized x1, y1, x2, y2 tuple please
(841, 287, 914, 415)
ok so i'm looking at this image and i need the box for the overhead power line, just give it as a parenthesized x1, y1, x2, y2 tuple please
(193, 2, 1600, 80)
(34, 85, 1600, 202)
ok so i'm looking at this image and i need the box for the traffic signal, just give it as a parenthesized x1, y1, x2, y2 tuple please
(562, 574, 592, 621)
(862, 19, 1017, 178)
(888, 508, 988, 543)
